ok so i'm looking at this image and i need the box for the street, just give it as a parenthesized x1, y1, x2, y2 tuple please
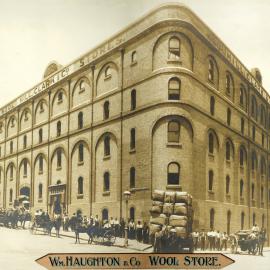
(0, 227, 135, 270)
(0, 226, 269, 270)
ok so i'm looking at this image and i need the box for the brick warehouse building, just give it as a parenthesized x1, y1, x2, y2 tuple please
(0, 3, 269, 238)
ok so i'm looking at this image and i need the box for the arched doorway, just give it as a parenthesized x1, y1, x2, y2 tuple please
(53, 195, 62, 215)
(20, 186, 30, 198)
(130, 207, 135, 221)
(102, 208, 108, 221)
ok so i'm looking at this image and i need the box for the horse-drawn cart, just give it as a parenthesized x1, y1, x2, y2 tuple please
(89, 227, 116, 246)
(236, 230, 258, 255)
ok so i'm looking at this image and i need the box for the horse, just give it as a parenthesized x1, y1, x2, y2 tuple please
(47, 215, 62, 237)
(5, 209, 20, 229)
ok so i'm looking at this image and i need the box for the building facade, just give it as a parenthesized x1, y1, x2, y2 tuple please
(0, 3, 269, 237)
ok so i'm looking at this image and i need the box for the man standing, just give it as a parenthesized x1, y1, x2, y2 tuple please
(192, 231, 199, 250)
(220, 232, 228, 251)
(200, 230, 206, 251)
(216, 230, 221, 250)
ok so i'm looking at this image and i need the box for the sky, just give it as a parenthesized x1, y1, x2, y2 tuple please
(0, 0, 269, 107)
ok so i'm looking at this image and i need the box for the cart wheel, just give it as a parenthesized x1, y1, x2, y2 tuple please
(103, 231, 116, 246)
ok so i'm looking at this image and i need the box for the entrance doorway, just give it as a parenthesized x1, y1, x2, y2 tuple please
(53, 195, 62, 215)
(20, 187, 30, 198)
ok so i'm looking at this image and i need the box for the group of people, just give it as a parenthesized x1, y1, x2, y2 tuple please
(61, 212, 151, 244)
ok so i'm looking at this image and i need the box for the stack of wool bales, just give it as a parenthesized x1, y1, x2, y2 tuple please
(149, 190, 193, 238)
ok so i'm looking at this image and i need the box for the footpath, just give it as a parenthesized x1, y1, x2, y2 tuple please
(41, 228, 153, 252)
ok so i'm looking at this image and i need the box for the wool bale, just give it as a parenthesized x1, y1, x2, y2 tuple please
(174, 226, 187, 238)
(164, 191, 176, 203)
(150, 205, 162, 214)
(174, 203, 187, 215)
(175, 192, 192, 205)
(149, 223, 162, 235)
(163, 203, 174, 215)
(152, 190, 165, 202)
(169, 215, 188, 227)
(150, 214, 167, 226)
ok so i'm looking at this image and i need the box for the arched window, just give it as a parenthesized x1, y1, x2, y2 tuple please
(105, 66, 111, 78)
(57, 149, 62, 168)
(208, 170, 213, 191)
(226, 176, 230, 194)
(240, 179, 244, 197)
(130, 167, 135, 188)
(251, 183, 255, 200)
(167, 162, 180, 185)
(104, 135, 110, 156)
(39, 101, 44, 112)
(79, 80, 85, 92)
(78, 144, 84, 163)
(241, 212, 245, 230)
(10, 141, 13, 153)
(9, 188, 13, 203)
(210, 96, 215, 116)
(260, 105, 266, 127)
(210, 208, 215, 230)
(131, 89, 136, 110)
(240, 86, 245, 107)
(252, 126, 256, 141)
(168, 78, 180, 100)
(252, 213, 256, 226)
(103, 101, 110, 120)
(39, 156, 43, 173)
(58, 92, 63, 103)
(227, 108, 231, 126)
(57, 121, 61, 137)
(130, 128, 136, 150)
(208, 60, 214, 82)
(227, 210, 231, 234)
(208, 133, 214, 154)
(39, 128, 43, 143)
(38, 183, 43, 199)
(241, 118, 245, 134)
(23, 135, 27, 149)
(78, 112, 83, 129)
(102, 208, 108, 221)
(225, 73, 233, 95)
(78, 177, 83, 195)
(261, 186, 264, 201)
(104, 172, 110, 192)
(131, 51, 137, 63)
(168, 121, 180, 143)
(226, 141, 231, 161)
(240, 148, 244, 166)
(251, 153, 257, 170)
(23, 159, 27, 176)
(262, 214, 265, 229)
(261, 158, 266, 175)
(10, 164, 13, 179)
(130, 207, 135, 221)
(251, 96, 257, 120)
(168, 37, 180, 60)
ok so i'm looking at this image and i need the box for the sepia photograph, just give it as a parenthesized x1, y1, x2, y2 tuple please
(0, 0, 269, 269)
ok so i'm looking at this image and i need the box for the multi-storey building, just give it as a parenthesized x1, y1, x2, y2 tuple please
(0, 3, 269, 238)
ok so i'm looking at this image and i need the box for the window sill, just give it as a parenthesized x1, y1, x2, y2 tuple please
(38, 199, 43, 203)
(103, 191, 110, 196)
(166, 142, 182, 148)
(226, 160, 231, 166)
(104, 74, 112, 81)
(103, 155, 111, 161)
(10, 178, 13, 181)
(78, 88, 85, 94)
(167, 59, 182, 64)
(78, 161, 84, 166)
(38, 171, 43, 175)
(56, 167, 62, 171)
(57, 100, 63, 104)
(166, 185, 182, 190)
(9, 202, 13, 206)
(130, 61, 137, 67)
(23, 175, 27, 178)
(39, 109, 44, 113)
(129, 149, 136, 154)
(208, 190, 214, 194)
(77, 194, 84, 199)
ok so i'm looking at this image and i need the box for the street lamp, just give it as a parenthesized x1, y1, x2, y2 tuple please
(123, 190, 131, 248)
